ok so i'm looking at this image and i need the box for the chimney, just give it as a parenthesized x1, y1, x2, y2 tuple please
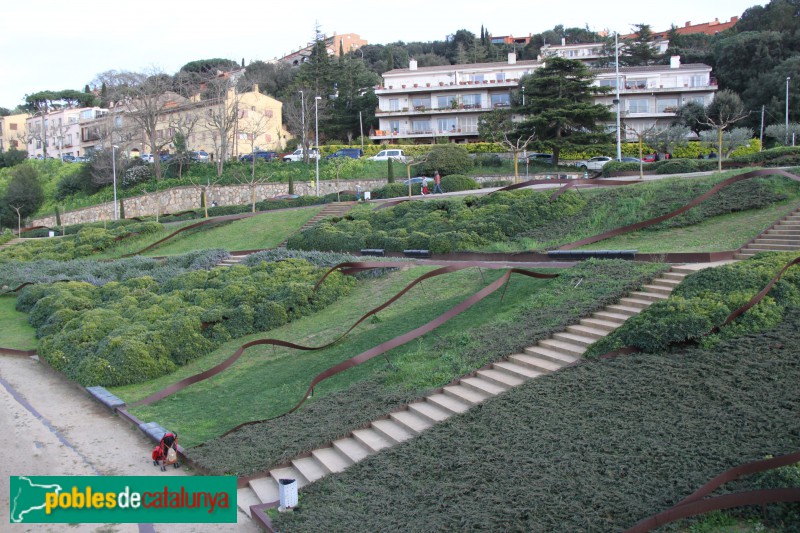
(685, 21, 691, 27)
(409, 59, 418, 71)
(508, 52, 516, 64)
(561, 37, 566, 46)
(252, 83, 259, 93)
(670, 55, 681, 69)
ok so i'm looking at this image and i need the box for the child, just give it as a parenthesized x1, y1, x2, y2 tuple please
(421, 181, 430, 195)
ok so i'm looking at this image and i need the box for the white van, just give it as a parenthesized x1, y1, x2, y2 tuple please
(283, 148, 320, 162)
(368, 149, 406, 163)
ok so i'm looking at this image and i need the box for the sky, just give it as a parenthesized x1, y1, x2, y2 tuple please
(0, 0, 766, 110)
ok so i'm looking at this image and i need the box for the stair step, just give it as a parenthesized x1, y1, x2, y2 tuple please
(734, 252, 754, 259)
(538, 338, 586, 357)
(552, 331, 597, 347)
(332, 437, 371, 464)
(510, 353, 565, 373)
(580, 317, 623, 331)
(390, 410, 433, 434)
(475, 368, 524, 387)
(237, 486, 263, 516)
(443, 384, 489, 404)
(767, 229, 800, 236)
(311, 447, 352, 473)
(746, 243, 800, 251)
(662, 272, 688, 281)
(427, 392, 472, 414)
(605, 304, 641, 316)
(630, 291, 668, 302)
(352, 428, 394, 452)
(669, 266, 696, 275)
(248, 478, 279, 506)
(270, 466, 307, 488)
(566, 324, 608, 340)
(618, 297, 653, 309)
(460, 376, 508, 395)
(592, 311, 629, 324)
(492, 360, 544, 379)
(408, 401, 453, 423)
(758, 237, 800, 244)
(371, 419, 415, 444)
(523, 345, 580, 364)
(642, 284, 674, 295)
(291, 456, 328, 483)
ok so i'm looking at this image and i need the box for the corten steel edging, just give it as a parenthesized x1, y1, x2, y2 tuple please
(559, 169, 800, 250)
(624, 451, 800, 533)
(249, 501, 279, 532)
(0, 347, 37, 356)
(634, 251, 737, 263)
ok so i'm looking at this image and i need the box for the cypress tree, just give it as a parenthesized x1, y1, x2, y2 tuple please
(387, 158, 395, 183)
(54, 205, 61, 227)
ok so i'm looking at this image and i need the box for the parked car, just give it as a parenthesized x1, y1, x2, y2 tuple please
(619, 157, 640, 163)
(190, 150, 210, 162)
(73, 156, 89, 163)
(272, 194, 300, 200)
(159, 153, 172, 162)
(140, 153, 154, 163)
(402, 177, 434, 186)
(518, 152, 554, 165)
(575, 156, 613, 171)
(283, 148, 320, 162)
(642, 153, 658, 163)
(240, 150, 278, 162)
(325, 148, 363, 159)
(61, 155, 76, 163)
(368, 149, 406, 163)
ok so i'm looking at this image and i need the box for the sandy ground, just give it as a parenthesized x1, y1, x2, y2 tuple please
(0, 355, 259, 533)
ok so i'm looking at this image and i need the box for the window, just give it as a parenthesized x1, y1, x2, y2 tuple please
(496, 73, 505, 82)
(472, 74, 484, 83)
(627, 99, 650, 113)
(437, 95, 453, 109)
(411, 97, 431, 110)
(657, 98, 679, 113)
(10, 123, 17, 130)
(625, 78, 648, 90)
(458, 116, 478, 133)
(437, 118, 457, 133)
(389, 120, 400, 133)
(491, 93, 510, 108)
(388, 98, 400, 111)
(660, 76, 677, 88)
(461, 94, 481, 108)
(600, 79, 617, 88)
(411, 119, 430, 133)
(690, 75, 707, 87)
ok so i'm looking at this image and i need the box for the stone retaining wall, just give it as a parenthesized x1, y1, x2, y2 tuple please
(30, 174, 573, 227)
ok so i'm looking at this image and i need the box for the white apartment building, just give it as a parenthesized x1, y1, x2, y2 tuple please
(371, 54, 539, 142)
(538, 38, 669, 65)
(25, 107, 107, 159)
(371, 53, 716, 143)
(592, 56, 716, 137)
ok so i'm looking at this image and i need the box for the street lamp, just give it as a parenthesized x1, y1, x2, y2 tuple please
(615, 32, 622, 161)
(299, 90, 306, 153)
(112, 144, 119, 220)
(786, 76, 791, 146)
(315, 96, 321, 197)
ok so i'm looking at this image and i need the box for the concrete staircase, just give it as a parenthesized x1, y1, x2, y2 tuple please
(216, 252, 252, 268)
(277, 202, 357, 248)
(236, 265, 692, 517)
(735, 208, 800, 259)
(0, 238, 24, 252)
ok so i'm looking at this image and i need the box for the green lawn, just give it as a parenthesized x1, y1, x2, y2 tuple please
(0, 295, 37, 351)
(578, 200, 800, 252)
(117, 266, 554, 446)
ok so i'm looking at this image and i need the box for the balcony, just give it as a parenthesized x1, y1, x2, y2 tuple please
(370, 126, 479, 140)
(375, 105, 487, 117)
(375, 78, 520, 94)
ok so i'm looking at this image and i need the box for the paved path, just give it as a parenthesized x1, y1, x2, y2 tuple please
(0, 355, 258, 533)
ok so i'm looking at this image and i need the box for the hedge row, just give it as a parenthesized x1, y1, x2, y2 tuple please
(18, 258, 356, 386)
(0, 222, 164, 263)
(584, 252, 800, 357)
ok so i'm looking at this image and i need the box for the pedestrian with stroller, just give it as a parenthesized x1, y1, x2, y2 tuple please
(433, 170, 443, 194)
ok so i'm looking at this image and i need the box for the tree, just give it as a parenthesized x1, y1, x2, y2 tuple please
(236, 61, 296, 99)
(649, 125, 691, 157)
(1, 165, 44, 229)
(765, 122, 800, 146)
(515, 57, 612, 166)
(701, 90, 750, 172)
(673, 101, 711, 136)
(403, 153, 430, 199)
(700, 127, 755, 157)
(232, 166, 270, 213)
(101, 70, 177, 181)
(238, 110, 273, 178)
(478, 109, 535, 182)
(620, 24, 663, 66)
(204, 76, 239, 177)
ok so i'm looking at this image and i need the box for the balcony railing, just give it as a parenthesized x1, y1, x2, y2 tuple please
(371, 126, 479, 138)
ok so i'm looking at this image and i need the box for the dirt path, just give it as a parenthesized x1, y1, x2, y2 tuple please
(0, 355, 258, 533)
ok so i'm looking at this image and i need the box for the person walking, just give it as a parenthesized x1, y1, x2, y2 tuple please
(433, 170, 443, 194)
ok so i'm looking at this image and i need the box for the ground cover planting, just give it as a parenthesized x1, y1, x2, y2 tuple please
(0, 295, 37, 350)
(288, 171, 800, 254)
(16, 258, 355, 387)
(272, 306, 800, 532)
(137, 259, 671, 469)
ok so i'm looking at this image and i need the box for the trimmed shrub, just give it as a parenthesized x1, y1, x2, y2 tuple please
(419, 145, 473, 176)
(440, 174, 479, 193)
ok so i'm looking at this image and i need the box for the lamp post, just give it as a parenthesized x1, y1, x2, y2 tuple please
(615, 32, 622, 161)
(786, 76, 791, 146)
(112, 144, 119, 220)
(315, 96, 321, 197)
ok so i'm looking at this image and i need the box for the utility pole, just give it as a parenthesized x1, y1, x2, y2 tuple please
(359, 111, 364, 152)
(299, 90, 306, 157)
(760, 104, 765, 151)
(787, 76, 792, 146)
(615, 32, 622, 161)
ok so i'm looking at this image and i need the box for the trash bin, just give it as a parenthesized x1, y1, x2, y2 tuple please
(48, 231, 55, 237)
(278, 478, 298, 508)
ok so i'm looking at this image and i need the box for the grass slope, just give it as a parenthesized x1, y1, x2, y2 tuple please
(273, 309, 800, 533)
(0, 295, 37, 350)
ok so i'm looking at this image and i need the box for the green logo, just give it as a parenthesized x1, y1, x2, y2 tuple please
(9, 476, 237, 523)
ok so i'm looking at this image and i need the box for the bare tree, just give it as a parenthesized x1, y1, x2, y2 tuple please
(478, 109, 536, 182)
(328, 157, 353, 200)
(205, 77, 239, 176)
(238, 110, 273, 178)
(626, 123, 659, 179)
(403, 153, 430, 199)
(169, 110, 201, 178)
(283, 89, 320, 163)
(232, 166, 270, 212)
(188, 172, 224, 218)
(700, 90, 749, 173)
(102, 69, 177, 181)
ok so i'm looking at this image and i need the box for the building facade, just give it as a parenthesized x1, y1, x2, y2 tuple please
(279, 33, 367, 67)
(0, 113, 28, 152)
(25, 107, 107, 159)
(371, 54, 717, 144)
(371, 54, 538, 143)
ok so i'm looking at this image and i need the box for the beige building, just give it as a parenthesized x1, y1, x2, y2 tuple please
(279, 32, 367, 67)
(0, 113, 28, 152)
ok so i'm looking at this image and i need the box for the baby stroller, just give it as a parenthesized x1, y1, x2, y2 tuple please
(152, 431, 180, 471)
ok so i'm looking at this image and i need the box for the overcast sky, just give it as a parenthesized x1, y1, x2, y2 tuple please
(0, 0, 764, 110)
